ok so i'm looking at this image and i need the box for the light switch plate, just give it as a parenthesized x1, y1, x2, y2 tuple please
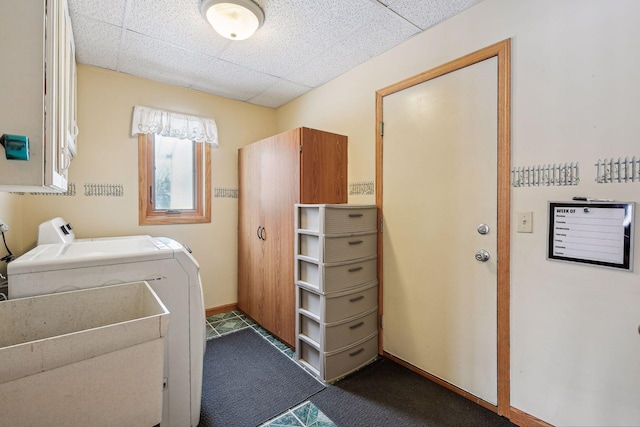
(517, 211, 533, 233)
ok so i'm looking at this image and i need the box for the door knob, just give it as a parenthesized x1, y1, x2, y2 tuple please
(475, 249, 490, 262)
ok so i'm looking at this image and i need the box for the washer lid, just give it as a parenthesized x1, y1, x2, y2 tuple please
(8, 236, 174, 274)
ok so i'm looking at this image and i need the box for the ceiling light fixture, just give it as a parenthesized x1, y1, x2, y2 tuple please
(201, 0, 265, 41)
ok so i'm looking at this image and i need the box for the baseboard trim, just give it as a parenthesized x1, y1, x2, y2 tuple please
(509, 407, 554, 427)
(205, 303, 238, 317)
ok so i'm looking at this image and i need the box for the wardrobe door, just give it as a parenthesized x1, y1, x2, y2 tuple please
(237, 141, 266, 324)
(260, 130, 300, 345)
(299, 127, 348, 204)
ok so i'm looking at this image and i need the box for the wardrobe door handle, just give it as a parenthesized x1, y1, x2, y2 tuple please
(256, 226, 266, 240)
(348, 266, 363, 273)
(348, 240, 363, 245)
(349, 295, 365, 303)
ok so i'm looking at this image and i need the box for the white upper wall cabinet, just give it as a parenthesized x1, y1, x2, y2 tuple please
(0, 0, 77, 192)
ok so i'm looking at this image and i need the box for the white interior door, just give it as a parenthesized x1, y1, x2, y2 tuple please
(382, 57, 498, 404)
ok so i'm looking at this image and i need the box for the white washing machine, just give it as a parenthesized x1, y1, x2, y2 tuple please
(8, 219, 206, 427)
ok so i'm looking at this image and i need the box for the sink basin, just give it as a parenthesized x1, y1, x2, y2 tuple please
(0, 281, 169, 426)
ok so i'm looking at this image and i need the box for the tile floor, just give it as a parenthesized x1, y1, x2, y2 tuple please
(205, 311, 336, 427)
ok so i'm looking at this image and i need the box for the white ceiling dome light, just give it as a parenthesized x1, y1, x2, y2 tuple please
(201, 0, 265, 41)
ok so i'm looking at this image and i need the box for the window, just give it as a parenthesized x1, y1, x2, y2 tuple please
(138, 133, 211, 224)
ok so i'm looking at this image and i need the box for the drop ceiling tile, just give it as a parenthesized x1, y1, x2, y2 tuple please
(118, 31, 216, 89)
(71, 15, 122, 70)
(284, 2, 419, 88)
(67, 0, 127, 26)
(126, 0, 228, 57)
(284, 41, 370, 88)
(248, 79, 311, 108)
(386, 0, 483, 30)
(219, 0, 380, 78)
(257, 0, 345, 50)
(267, 0, 379, 50)
(220, 31, 318, 79)
(350, 3, 421, 58)
(190, 60, 281, 102)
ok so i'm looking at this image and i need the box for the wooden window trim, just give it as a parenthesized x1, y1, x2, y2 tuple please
(138, 133, 211, 225)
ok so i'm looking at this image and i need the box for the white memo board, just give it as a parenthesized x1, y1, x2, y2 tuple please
(547, 201, 635, 271)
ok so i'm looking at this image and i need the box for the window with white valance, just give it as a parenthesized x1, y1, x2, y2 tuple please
(131, 105, 218, 146)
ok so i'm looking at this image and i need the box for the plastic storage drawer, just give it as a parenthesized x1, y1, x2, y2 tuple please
(297, 281, 378, 324)
(298, 307, 378, 353)
(298, 332, 378, 382)
(297, 205, 377, 234)
(297, 231, 377, 263)
(297, 256, 377, 294)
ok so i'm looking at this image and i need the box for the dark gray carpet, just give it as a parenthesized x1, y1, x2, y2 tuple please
(198, 328, 325, 427)
(310, 358, 517, 427)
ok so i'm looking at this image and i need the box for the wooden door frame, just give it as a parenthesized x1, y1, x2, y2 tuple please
(375, 39, 511, 416)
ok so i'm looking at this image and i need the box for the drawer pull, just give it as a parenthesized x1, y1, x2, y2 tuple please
(349, 321, 365, 330)
(348, 213, 364, 218)
(349, 295, 365, 303)
(349, 348, 365, 357)
(348, 240, 364, 245)
(348, 266, 363, 273)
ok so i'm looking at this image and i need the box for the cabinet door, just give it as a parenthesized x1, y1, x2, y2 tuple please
(0, 0, 70, 192)
(259, 130, 300, 345)
(237, 142, 265, 323)
(45, 0, 68, 191)
(299, 127, 348, 204)
(61, 0, 78, 160)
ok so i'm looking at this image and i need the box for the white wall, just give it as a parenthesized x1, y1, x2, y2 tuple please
(277, 1, 640, 425)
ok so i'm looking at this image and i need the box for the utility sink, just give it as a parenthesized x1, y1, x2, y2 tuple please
(0, 281, 169, 426)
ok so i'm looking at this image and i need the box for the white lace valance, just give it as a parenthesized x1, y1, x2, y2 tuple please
(131, 105, 218, 146)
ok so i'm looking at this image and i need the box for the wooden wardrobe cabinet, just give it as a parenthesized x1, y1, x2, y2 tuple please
(238, 127, 348, 347)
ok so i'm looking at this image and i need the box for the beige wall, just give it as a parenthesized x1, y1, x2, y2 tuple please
(277, 0, 640, 425)
(0, 193, 21, 279)
(18, 65, 278, 308)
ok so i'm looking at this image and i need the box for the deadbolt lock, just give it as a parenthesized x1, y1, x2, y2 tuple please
(477, 224, 490, 235)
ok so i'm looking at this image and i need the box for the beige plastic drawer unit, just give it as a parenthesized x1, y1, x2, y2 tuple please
(295, 204, 379, 382)
(297, 255, 377, 294)
(296, 204, 377, 235)
(0, 281, 168, 426)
